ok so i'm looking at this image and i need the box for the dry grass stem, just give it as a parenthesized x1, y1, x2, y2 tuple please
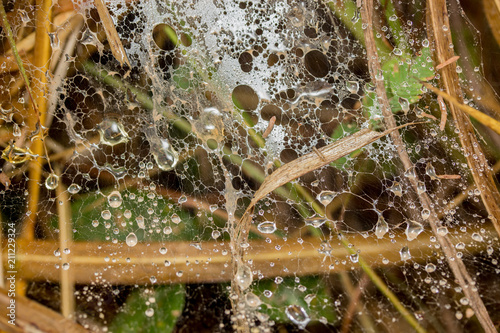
(262, 115, 276, 138)
(435, 55, 460, 70)
(94, 0, 131, 67)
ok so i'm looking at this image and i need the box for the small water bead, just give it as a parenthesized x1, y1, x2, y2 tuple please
(151, 137, 178, 171)
(472, 233, 483, 242)
(54, 249, 61, 257)
(417, 181, 426, 194)
(375, 215, 389, 239)
(422, 39, 429, 47)
(178, 195, 187, 204)
(171, 213, 181, 224)
(317, 190, 335, 206)
(390, 182, 402, 197)
(304, 216, 326, 228)
(159, 247, 168, 255)
(124, 210, 132, 219)
(346, 81, 359, 94)
(400, 246, 411, 261)
(421, 209, 430, 220)
(245, 292, 262, 308)
(211, 229, 221, 239)
(425, 263, 436, 273)
(285, 305, 310, 330)
(236, 264, 253, 290)
(393, 48, 403, 56)
(456, 242, 465, 250)
(436, 226, 448, 236)
(62, 263, 70, 270)
(350, 253, 359, 263)
(275, 276, 283, 284)
(398, 97, 409, 113)
(406, 220, 424, 241)
(304, 294, 315, 305)
(45, 174, 59, 190)
(163, 226, 172, 235)
(107, 191, 123, 208)
(263, 290, 273, 298)
(126, 232, 138, 247)
(388, 14, 398, 21)
(257, 221, 276, 234)
(101, 210, 112, 220)
(98, 119, 129, 146)
(209, 204, 218, 213)
(426, 163, 439, 180)
(145, 308, 154, 317)
(136, 216, 145, 229)
(92, 220, 99, 227)
(68, 184, 81, 194)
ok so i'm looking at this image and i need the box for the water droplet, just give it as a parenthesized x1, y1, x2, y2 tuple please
(406, 220, 424, 241)
(48, 32, 60, 49)
(393, 48, 403, 56)
(304, 216, 326, 228)
(417, 181, 426, 194)
(98, 118, 129, 146)
(145, 308, 154, 317)
(472, 233, 483, 242)
(285, 305, 310, 330)
(44, 173, 59, 190)
(236, 264, 253, 290)
(375, 215, 389, 239)
(346, 81, 359, 94)
(422, 39, 429, 47)
(136, 215, 145, 229)
(459, 297, 469, 306)
(436, 226, 448, 236)
(400, 246, 411, 260)
(426, 163, 439, 180)
(245, 292, 261, 308)
(171, 213, 181, 224)
(425, 263, 436, 273)
(209, 205, 218, 213)
(176, 270, 184, 277)
(159, 247, 168, 255)
(421, 209, 430, 220)
(68, 184, 81, 194)
(317, 190, 336, 206)
(456, 242, 465, 250)
(62, 263, 70, 270)
(390, 182, 402, 197)
(107, 191, 123, 208)
(152, 138, 178, 171)
(398, 97, 409, 113)
(12, 123, 21, 137)
(150, 276, 157, 283)
(304, 294, 315, 305)
(404, 167, 416, 179)
(211, 229, 221, 239)
(54, 249, 61, 257)
(101, 210, 111, 220)
(350, 253, 359, 263)
(389, 14, 398, 21)
(126, 232, 138, 247)
(257, 221, 277, 234)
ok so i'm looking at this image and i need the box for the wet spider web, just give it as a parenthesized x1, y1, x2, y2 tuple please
(1, 0, 500, 332)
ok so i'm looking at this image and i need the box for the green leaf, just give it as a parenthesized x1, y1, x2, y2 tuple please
(109, 284, 185, 333)
(55, 188, 199, 242)
(382, 47, 435, 112)
(252, 276, 336, 325)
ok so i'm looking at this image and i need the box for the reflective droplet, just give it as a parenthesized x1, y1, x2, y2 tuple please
(426, 163, 439, 180)
(101, 210, 111, 220)
(98, 118, 129, 146)
(136, 215, 145, 229)
(390, 182, 402, 197)
(456, 242, 465, 250)
(317, 190, 335, 206)
(472, 233, 483, 242)
(145, 308, 154, 317)
(304, 216, 326, 228)
(54, 249, 61, 257)
(422, 39, 429, 47)
(436, 226, 448, 236)
(425, 263, 436, 273)
(62, 263, 70, 270)
(375, 215, 389, 239)
(152, 138, 178, 171)
(171, 213, 181, 224)
(12, 123, 21, 137)
(45, 174, 59, 190)
(350, 253, 359, 263)
(398, 97, 409, 113)
(406, 220, 424, 241)
(400, 246, 411, 260)
(236, 264, 253, 290)
(285, 305, 310, 330)
(421, 209, 430, 220)
(417, 181, 426, 194)
(346, 81, 359, 94)
(257, 221, 276, 234)
(159, 247, 168, 255)
(245, 292, 262, 308)
(404, 167, 416, 179)
(393, 48, 403, 56)
(211, 229, 221, 239)
(126, 232, 138, 247)
(389, 14, 398, 21)
(68, 184, 81, 194)
(108, 191, 123, 208)
(209, 205, 218, 213)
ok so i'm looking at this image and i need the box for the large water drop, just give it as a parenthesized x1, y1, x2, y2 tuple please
(317, 190, 335, 206)
(108, 191, 123, 208)
(257, 221, 277, 234)
(285, 305, 310, 329)
(126, 232, 138, 247)
(405, 220, 424, 241)
(98, 119, 129, 146)
(374, 215, 389, 239)
(45, 173, 59, 190)
(236, 264, 253, 290)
